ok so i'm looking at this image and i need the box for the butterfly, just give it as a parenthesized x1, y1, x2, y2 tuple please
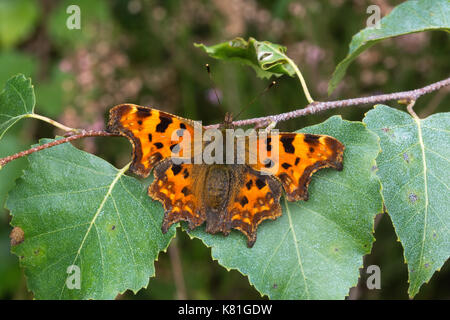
(107, 104, 344, 247)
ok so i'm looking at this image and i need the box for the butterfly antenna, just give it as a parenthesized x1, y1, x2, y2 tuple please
(233, 80, 277, 121)
(206, 64, 222, 106)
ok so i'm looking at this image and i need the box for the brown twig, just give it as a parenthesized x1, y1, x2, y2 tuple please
(204, 76, 450, 129)
(0, 76, 449, 168)
(0, 130, 118, 168)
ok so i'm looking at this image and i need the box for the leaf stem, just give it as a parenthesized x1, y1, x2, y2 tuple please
(285, 56, 315, 104)
(26, 113, 77, 132)
(406, 100, 419, 119)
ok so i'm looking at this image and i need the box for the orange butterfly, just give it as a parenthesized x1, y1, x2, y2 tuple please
(107, 104, 344, 247)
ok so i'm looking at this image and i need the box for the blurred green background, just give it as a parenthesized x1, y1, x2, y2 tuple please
(0, 0, 449, 299)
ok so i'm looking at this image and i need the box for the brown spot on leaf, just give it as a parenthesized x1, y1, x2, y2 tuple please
(10, 227, 24, 246)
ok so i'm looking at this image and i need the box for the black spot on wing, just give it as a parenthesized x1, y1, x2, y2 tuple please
(156, 114, 173, 132)
(280, 136, 295, 154)
(266, 137, 272, 151)
(148, 134, 152, 142)
(137, 107, 152, 117)
(183, 168, 189, 179)
(154, 142, 164, 149)
(246, 180, 253, 190)
(304, 134, 320, 145)
(282, 162, 292, 169)
(240, 196, 249, 207)
(295, 157, 300, 165)
(180, 123, 186, 129)
(264, 159, 275, 168)
(171, 164, 182, 175)
(255, 178, 266, 189)
(181, 186, 191, 196)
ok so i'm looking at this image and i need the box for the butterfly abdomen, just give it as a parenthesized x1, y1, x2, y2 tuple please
(203, 164, 240, 235)
(203, 165, 230, 209)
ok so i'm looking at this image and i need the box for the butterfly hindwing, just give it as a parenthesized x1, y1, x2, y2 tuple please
(228, 167, 282, 247)
(250, 132, 344, 201)
(149, 160, 206, 231)
(107, 104, 197, 177)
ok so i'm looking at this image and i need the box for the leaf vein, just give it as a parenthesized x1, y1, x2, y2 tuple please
(58, 164, 129, 298)
(283, 197, 310, 299)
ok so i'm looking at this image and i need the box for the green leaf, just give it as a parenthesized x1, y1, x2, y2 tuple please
(188, 116, 382, 299)
(364, 105, 450, 298)
(0, 135, 29, 209)
(7, 139, 176, 299)
(0, 74, 35, 140)
(328, 0, 450, 95)
(195, 37, 296, 79)
(0, 0, 40, 49)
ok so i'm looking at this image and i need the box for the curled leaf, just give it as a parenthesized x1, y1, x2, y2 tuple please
(195, 37, 296, 79)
